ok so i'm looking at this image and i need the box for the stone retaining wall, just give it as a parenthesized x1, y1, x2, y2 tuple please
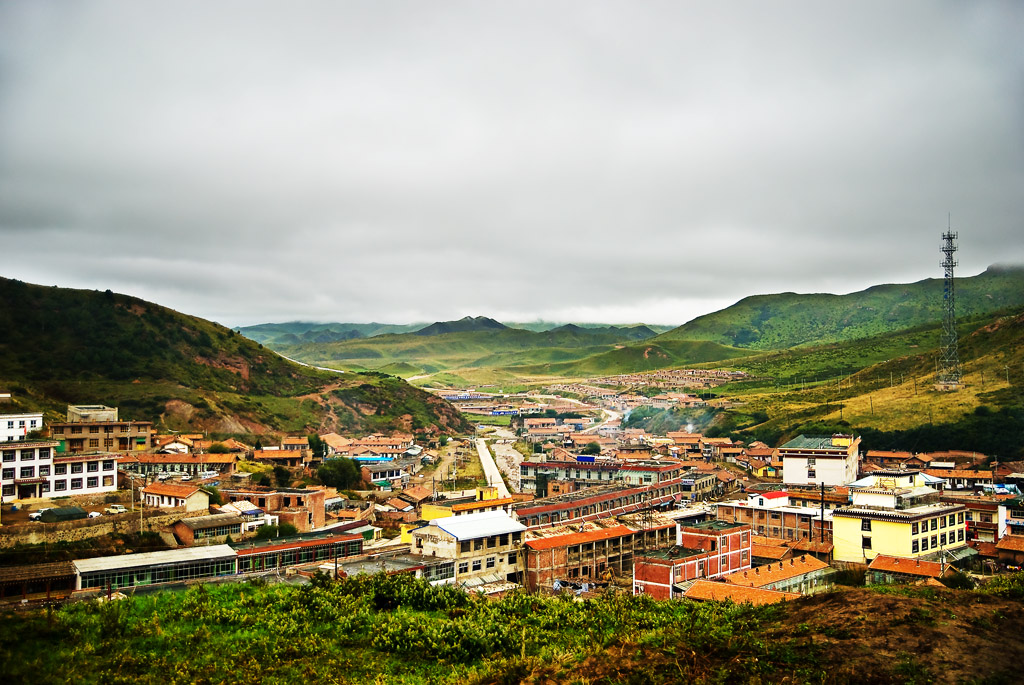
(0, 508, 186, 548)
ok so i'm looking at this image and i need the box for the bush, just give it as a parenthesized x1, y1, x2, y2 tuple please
(273, 465, 292, 487)
(279, 523, 298, 537)
(254, 524, 278, 540)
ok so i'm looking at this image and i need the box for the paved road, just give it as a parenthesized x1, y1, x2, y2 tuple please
(581, 408, 621, 434)
(475, 437, 511, 498)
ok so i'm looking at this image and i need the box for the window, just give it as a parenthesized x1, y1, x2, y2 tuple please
(5, 421, 11, 429)
(103, 475, 114, 487)
(499, 534, 509, 546)
(862, 536, 872, 549)
(921, 537, 929, 551)
(52, 426, 64, 435)
(89, 439, 99, 448)
(458, 562, 468, 574)
(71, 463, 83, 474)
(861, 519, 872, 532)
(104, 439, 114, 448)
(958, 529, 964, 541)
(103, 460, 114, 470)
(54, 464, 67, 475)
(89, 426, 99, 434)
(931, 535, 937, 548)
(460, 541, 471, 554)
(87, 477, 98, 488)
(912, 522, 919, 535)
(741, 550, 749, 565)
(474, 540, 483, 551)
(39, 465, 49, 477)
(71, 478, 83, 490)
(912, 539, 919, 553)
(41, 482, 49, 493)
(1, 468, 13, 480)
(87, 462, 99, 472)
(71, 426, 82, 434)
(2, 484, 13, 497)
(120, 425, 129, 433)
(472, 560, 482, 572)
(948, 514, 956, 527)
(486, 556, 496, 569)
(2, 451, 14, 462)
(104, 426, 113, 434)
(18, 420, 25, 428)
(508, 553, 517, 564)
(930, 519, 938, 531)
(21, 450, 34, 461)
(940, 517, 947, 529)
(807, 470, 816, 479)
(958, 512, 965, 523)
(39, 448, 50, 459)
(20, 466, 34, 478)
(487, 536, 496, 549)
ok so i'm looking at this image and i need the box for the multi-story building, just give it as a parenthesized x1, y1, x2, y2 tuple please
(2, 440, 117, 502)
(519, 455, 705, 494)
(633, 521, 752, 600)
(715, 492, 833, 543)
(939, 493, 1008, 543)
(723, 554, 835, 595)
(831, 469, 968, 564)
(49, 405, 152, 453)
(411, 510, 527, 587)
(779, 434, 861, 487)
(1, 413, 43, 442)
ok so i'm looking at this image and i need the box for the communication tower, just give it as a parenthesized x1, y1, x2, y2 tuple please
(937, 226, 962, 388)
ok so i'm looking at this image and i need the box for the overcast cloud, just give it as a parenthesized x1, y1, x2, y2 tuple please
(1, 1, 1022, 327)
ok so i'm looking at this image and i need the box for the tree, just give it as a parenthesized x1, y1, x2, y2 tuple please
(254, 524, 278, 540)
(279, 522, 298, 537)
(439, 435, 449, 447)
(251, 472, 271, 487)
(317, 457, 363, 489)
(308, 433, 326, 460)
(208, 443, 230, 454)
(273, 465, 292, 488)
(582, 442, 601, 455)
(254, 439, 264, 451)
(201, 486, 223, 506)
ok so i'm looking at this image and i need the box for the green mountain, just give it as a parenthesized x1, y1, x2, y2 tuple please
(237, 321, 426, 345)
(414, 315, 507, 336)
(658, 265, 1024, 350)
(0, 277, 470, 437)
(270, 324, 675, 378)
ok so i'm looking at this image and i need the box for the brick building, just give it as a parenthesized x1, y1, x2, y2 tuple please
(219, 486, 326, 532)
(633, 521, 753, 600)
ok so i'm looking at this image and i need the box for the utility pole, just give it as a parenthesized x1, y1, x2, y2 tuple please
(819, 482, 825, 543)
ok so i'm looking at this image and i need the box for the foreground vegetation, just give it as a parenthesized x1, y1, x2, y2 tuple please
(3, 572, 1024, 684)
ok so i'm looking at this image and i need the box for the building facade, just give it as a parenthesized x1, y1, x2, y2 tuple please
(1, 413, 43, 442)
(2, 440, 117, 503)
(633, 521, 752, 599)
(410, 510, 527, 587)
(779, 434, 861, 487)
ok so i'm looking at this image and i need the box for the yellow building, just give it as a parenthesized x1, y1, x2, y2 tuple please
(832, 469, 967, 563)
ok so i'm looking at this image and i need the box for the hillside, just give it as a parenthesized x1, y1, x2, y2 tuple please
(2, 573, 1022, 684)
(270, 325, 672, 379)
(658, 264, 1024, 350)
(414, 315, 507, 336)
(237, 321, 426, 345)
(0, 278, 470, 437)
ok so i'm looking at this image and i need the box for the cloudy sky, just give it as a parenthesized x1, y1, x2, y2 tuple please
(1, 2, 1022, 328)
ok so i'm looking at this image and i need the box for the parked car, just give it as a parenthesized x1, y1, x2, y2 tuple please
(88, 511, 102, 518)
(28, 508, 52, 521)
(180, 474, 192, 481)
(104, 504, 128, 515)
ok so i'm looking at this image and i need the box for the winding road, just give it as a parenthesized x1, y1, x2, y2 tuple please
(475, 437, 511, 498)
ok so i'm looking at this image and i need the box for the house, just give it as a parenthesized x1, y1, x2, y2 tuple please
(173, 513, 245, 546)
(714, 491, 833, 544)
(866, 554, 954, 586)
(632, 521, 752, 599)
(939, 494, 1008, 543)
(724, 554, 834, 595)
(216, 499, 278, 533)
(218, 486, 326, 532)
(118, 452, 237, 479)
(831, 470, 969, 564)
(0, 412, 43, 442)
(142, 483, 210, 512)
(922, 469, 994, 491)
(410, 510, 527, 588)
(682, 579, 800, 606)
(3, 441, 119, 503)
(779, 434, 861, 487)
(48, 405, 153, 453)
(995, 535, 1024, 566)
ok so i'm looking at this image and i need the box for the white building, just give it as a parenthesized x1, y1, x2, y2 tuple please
(411, 510, 526, 588)
(779, 434, 861, 487)
(1, 413, 43, 442)
(1, 440, 118, 503)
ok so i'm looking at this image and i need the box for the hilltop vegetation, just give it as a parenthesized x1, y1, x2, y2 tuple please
(0, 278, 469, 437)
(656, 265, 1024, 349)
(2, 572, 1022, 684)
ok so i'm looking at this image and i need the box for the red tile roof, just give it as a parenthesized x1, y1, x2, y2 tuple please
(525, 525, 635, 551)
(867, 554, 946, 578)
(752, 544, 792, 560)
(724, 555, 828, 588)
(683, 580, 800, 606)
(143, 483, 201, 498)
(996, 535, 1024, 553)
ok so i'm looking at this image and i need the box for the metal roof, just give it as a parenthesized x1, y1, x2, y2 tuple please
(434, 510, 526, 541)
(73, 545, 236, 575)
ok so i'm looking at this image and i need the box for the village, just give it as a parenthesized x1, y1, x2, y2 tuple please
(2, 388, 1022, 607)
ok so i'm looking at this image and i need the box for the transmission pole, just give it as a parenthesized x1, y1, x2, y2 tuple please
(937, 226, 962, 388)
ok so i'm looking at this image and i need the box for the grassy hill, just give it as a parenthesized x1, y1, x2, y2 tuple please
(237, 321, 426, 345)
(270, 325, 665, 379)
(657, 264, 1024, 350)
(686, 304, 1024, 455)
(0, 278, 470, 437)
(2, 572, 1022, 684)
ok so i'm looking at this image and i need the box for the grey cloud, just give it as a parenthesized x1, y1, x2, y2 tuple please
(1, 1, 1021, 327)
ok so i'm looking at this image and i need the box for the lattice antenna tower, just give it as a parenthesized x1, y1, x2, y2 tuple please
(937, 224, 962, 386)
